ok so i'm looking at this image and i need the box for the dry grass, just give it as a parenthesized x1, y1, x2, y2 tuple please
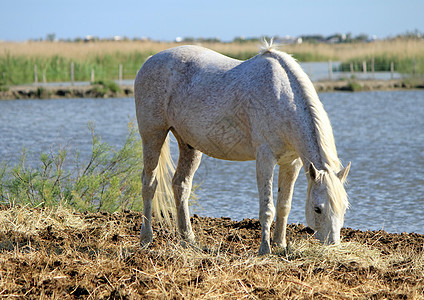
(1, 38, 424, 61)
(0, 206, 423, 299)
(2, 39, 423, 85)
(0, 204, 87, 234)
(281, 38, 424, 61)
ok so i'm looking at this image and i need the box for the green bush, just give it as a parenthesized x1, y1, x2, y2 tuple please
(346, 81, 363, 92)
(92, 80, 121, 93)
(0, 122, 200, 213)
(0, 122, 144, 212)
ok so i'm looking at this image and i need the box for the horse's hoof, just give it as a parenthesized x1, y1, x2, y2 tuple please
(258, 243, 271, 256)
(140, 232, 153, 248)
(140, 238, 152, 249)
(180, 239, 200, 250)
(271, 241, 292, 257)
(179, 240, 190, 249)
(274, 246, 289, 256)
(272, 241, 287, 250)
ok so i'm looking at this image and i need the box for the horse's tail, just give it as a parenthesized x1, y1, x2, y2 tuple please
(152, 134, 176, 228)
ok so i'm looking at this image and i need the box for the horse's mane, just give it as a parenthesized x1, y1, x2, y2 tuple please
(259, 37, 279, 55)
(259, 40, 348, 214)
(260, 40, 341, 172)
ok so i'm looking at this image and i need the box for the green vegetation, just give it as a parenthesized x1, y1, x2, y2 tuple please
(345, 80, 363, 92)
(1, 38, 424, 86)
(0, 49, 334, 86)
(0, 51, 154, 85)
(0, 121, 199, 212)
(92, 80, 121, 93)
(35, 86, 51, 98)
(339, 55, 424, 74)
(91, 80, 122, 96)
(222, 51, 258, 61)
(0, 122, 144, 212)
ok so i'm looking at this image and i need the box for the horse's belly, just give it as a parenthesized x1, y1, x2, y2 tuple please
(172, 122, 255, 161)
(169, 100, 257, 160)
(198, 139, 255, 161)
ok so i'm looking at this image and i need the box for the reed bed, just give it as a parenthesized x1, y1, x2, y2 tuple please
(1, 39, 424, 86)
(2, 38, 424, 61)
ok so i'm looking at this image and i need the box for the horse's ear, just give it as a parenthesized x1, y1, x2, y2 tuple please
(337, 162, 351, 183)
(308, 162, 319, 181)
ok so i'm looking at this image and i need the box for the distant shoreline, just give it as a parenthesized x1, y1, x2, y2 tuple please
(1, 79, 424, 100)
(314, 79, 424, 92)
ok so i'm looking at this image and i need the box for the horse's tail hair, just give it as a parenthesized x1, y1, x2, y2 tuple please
(152, 135, 176, 228)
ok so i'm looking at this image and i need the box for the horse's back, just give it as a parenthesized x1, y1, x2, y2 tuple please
(135, 46, 244, 135)
(135, 45, 240, 91)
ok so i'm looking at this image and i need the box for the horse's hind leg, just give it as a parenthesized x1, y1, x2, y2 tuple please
(172, 134, 202, 243)
(140, 131, 168, 246)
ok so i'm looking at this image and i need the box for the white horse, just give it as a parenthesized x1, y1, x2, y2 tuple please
(134, 42, 351, 255)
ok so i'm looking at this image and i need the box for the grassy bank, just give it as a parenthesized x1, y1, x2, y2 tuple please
(2, 78, 424, 101)
(1, 39, 424, 86)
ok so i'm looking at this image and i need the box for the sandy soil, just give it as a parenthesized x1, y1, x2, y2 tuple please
(0, 207, 423, 299)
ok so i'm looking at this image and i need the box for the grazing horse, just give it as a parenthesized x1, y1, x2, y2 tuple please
(134, 42, 350, 255)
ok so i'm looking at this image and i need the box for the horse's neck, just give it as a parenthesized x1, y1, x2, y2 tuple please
(295, 129, 326, 171)
(272, 50, 338, 172)
(287, 93, 330, 172)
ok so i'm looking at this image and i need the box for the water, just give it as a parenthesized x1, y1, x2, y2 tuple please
(300, 61, 403, 81)
(29, 63, 400, 87)
(1, 90, 423, 233)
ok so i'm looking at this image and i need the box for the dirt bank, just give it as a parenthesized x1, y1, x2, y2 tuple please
(314, 79, 424, 92)
(0, 84, 134, 100)
(0, 206, 423, 299)
(1, 79, 424, 100)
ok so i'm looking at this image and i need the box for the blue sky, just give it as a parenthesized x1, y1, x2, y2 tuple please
(1, 0, 423, 41)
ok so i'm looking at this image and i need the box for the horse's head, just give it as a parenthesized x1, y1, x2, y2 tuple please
(305, 162, 351, 244)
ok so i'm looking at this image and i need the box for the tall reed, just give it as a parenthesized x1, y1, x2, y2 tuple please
(1, 39, 424, 85)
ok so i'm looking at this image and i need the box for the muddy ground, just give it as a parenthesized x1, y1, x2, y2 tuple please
(0, 208, 423, 299)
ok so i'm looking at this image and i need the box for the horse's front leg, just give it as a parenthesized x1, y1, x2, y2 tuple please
(256, 145, 277, 255)
(273, 159, 302, 250)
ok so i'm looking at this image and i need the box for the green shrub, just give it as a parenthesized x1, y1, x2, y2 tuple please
(0, 122, 144, 212)
(36, 87, 51, 98)
(0, 122, 200, 213)
(346, 81, 363, 92)
(92, 80, 121, 93)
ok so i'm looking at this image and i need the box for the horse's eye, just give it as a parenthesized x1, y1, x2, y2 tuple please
(314, 206, 322, 214)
